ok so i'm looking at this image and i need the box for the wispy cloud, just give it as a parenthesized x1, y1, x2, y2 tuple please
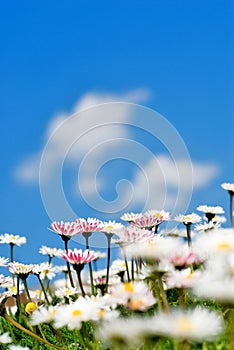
(15, 88, 150, 184)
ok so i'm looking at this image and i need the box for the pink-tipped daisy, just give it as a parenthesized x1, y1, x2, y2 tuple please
(50, 221, 81, 239)
(75, 217, 104, 233)
(63, 249, 99, 266)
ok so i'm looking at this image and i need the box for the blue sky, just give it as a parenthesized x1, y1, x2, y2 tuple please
(0, 0, 233, 264)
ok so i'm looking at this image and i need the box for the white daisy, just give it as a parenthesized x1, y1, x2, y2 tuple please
(0, 332, 12, 344)
(197, 205, 224, 215)
(53, 298, 99, 330)
(30, 305, 58, 325)
(174, 213, 201, 225)
(102, 221, 124, 235)
(0, 233, 26, 246)
(39, 246, 63, 258)
(55, 286, 78, 299)
(0, 257, 9, 266)
(221, 182, 234, 193)
(149, 307, 223, 342)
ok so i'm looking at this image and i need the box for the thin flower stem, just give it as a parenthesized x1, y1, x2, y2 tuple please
(105, 235, 112, 293)
(84, 233, 95, 295)
(10, 243, 15, 285)
(121, 247, 130, 282)
(179, 288, 185, 308)
(37, 275, 50, 304)
(22, 278, 32, 302)
(75, 267, 86, 297)
(185, 224, 192, 247)
(64, 238, 75, 288)
(157, 273, 169, 312)
(131, 257, 135, 281)
(4, 313, 65, 350)
(229, 192, 233, 228)
(16, 275, 21, 315)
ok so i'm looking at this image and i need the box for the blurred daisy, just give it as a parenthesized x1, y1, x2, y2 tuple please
(197, 205, 224, 222)
(32, 262, 56, 280)
(165, 268, 201, 289)
(0, 257, 9, 266)
(148, 308, 223, 342)
(131, 211, 168, 232)
(221, 182, 234, 193)
(0, 332, 12, 344)
(0, 233, 26, 246)
(0, 274, 12, 288)
(174, 213, 201, 225)
(194, 221, 219, 232)
(39, 246, 63, 259)
(53, 298, 99, 330)
(120, 212, 141, 223)
(30, 305, 58, 325)
(9, 346, 30, 350)
(55, 286, 78, 299)
(114, 226, 154, 246)
(8, 262, 34, 277)
(110, 281, 156, 311)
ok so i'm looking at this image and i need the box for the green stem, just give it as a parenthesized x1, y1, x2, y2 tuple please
(179, 288, 185, 308)
(229, 192, 233, 228)
(22, 278, 32, 302)
(16, 275, 21, 315)
(122, 246, 130, 282)
(37, 275, 50, 304)
(4, 313, 65, 350)
(105, 235, 112, 293)
(157, 273, 169, 312)
(63, 238, 75, 288)
(83, 232, 95, 295)
(131, 257, 135, 281)
(75, 267, 86, 297)
(185, 224, 192, 247)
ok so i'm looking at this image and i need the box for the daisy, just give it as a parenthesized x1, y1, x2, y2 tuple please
(0, 233, 26, 246)
(148, 307, 223, 342)
(144, 209, 171, 221)
(50, 221, 81, 240)
(0, 274, 13, 289)
(50, 221, 80, 289)
(63, 249, 99, 296)
(53, 298, 99, 330)
(39, 246, 63, 259)
(131, 212, 167, 232)
(197, 205, 224, 222)
(174, 213, 201, 247)
(30, 305, 58, 325)
(110, 281, 156, 311)
(221, 182, 234, 227)
(101, 221, 124, 293)
(165, 268, 201, 289)
(9, 346, 30, 350)
(8, 262, 34, 278)
(114, 226, 155, 246)
(75, 217, 103, 294)
(120, 212, 142, 223)
(194, 221, 219, 232)
(174, 213, 201, 225)
(55, 286, 78, 300)
(32, 262, 56, 281)
(98, 317, 150, 347)
(0, 257, 9, 266)
(0, 332, 12, 344)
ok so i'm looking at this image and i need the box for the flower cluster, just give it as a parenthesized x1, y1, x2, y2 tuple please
(0, 181, 233, 349)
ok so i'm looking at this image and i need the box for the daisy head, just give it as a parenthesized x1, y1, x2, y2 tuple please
(50, 221, 81, 240)
(0, 233, 26, 246)
(221, 182, 234, 194)
(62, 249, 99, 270)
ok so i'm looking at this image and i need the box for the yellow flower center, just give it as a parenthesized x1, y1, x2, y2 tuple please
(10, 286, 17, 294)
(10, 235, 17, 240)
(186, 272, 194, 280)
(177, 317, 193, 332)
(98, 309, 105, 318)
(65, 289, 71, 296)
(216, 242, 232, 251)
(43, 269, 49, 274)
(106, 225, 113, 230)
(129, 299, 144, 310)
(155, 213, 163, 218)
(124, 282, 135, 293)
(72, 309, 82, 317)
(25, 302, 37, 314)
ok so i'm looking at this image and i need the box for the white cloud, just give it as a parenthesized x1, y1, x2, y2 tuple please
(128, 154, 220, 212)
(14, 88, 150, 184)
